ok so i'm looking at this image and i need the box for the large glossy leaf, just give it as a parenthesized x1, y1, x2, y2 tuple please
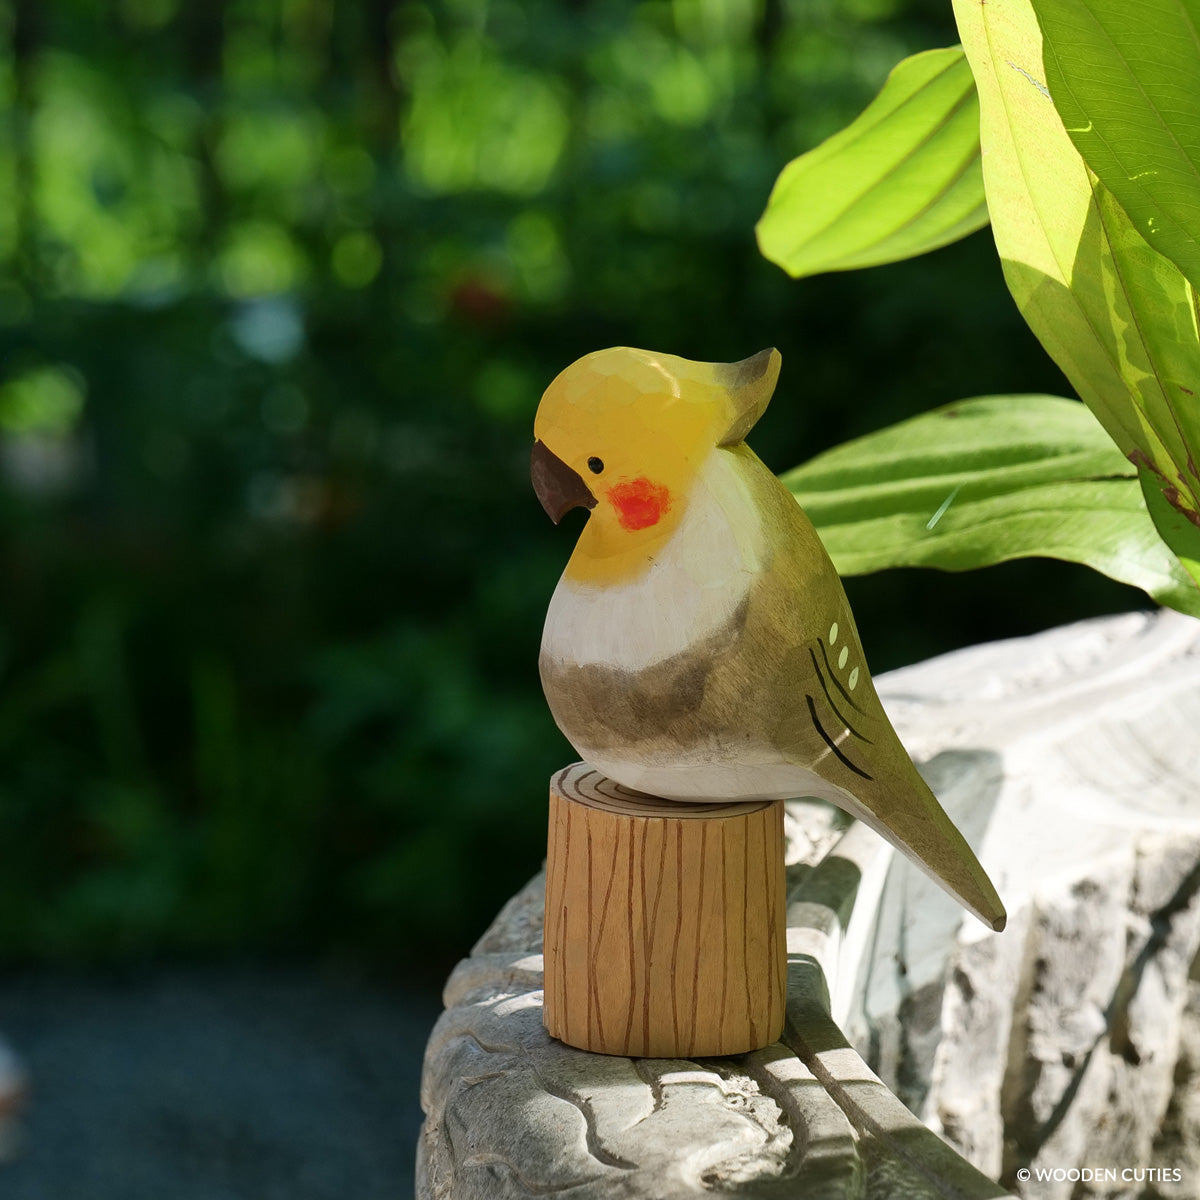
(1138, 462, 1200, 595)
(755, 47, 989, 278)
(782, 395, 1200, 617)
(950, 0, 1200, 594)
(1032, 0, 1200, 295)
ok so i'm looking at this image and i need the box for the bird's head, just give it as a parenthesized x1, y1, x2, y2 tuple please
(531, 347, 781, 554)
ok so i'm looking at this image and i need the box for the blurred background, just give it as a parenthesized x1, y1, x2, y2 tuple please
(0, 0, 1147, 1192)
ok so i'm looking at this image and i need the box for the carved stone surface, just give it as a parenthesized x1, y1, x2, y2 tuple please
(419, 610, 1200, 1199)
(854, 609, 1200, 1198)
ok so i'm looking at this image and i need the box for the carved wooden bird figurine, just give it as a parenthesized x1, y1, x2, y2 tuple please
(531, 347, 1005, 932)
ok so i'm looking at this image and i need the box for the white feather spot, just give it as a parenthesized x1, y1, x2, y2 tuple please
(829, 622, 839, 645)
(838, 646, 849, 669)
(849, 666, 859, 691)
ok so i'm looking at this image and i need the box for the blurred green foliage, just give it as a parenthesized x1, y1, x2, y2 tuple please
(0, 0, 1145, 965)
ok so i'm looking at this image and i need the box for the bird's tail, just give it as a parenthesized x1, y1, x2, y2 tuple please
(830, 768, 1006, 932)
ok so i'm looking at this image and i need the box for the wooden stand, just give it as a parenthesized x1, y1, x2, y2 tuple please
(543, 763, 786, 1058)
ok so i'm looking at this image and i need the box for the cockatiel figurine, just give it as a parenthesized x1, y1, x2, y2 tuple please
(532, 347, 1006, 932)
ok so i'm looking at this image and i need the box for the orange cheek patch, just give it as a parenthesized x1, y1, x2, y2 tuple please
(608, 477, 671, 530)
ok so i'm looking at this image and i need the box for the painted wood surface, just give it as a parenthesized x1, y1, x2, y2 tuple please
(532, 346, 1005, 931)
(542, 764, 786, 1057)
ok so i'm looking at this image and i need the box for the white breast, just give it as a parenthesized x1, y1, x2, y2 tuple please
(541, 450, 768, 674)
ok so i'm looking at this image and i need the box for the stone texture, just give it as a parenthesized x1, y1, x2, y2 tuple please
(420, 610, 1200, 1199)
(853, 611, 1200, 1198)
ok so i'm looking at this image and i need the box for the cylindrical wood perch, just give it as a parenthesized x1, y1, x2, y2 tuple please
(543, 762, 786, 1058)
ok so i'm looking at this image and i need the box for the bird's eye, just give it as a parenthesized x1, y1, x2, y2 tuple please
(587, 456, 604, 474)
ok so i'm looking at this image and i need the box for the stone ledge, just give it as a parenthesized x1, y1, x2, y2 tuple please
(419, 610, 1200, 1199)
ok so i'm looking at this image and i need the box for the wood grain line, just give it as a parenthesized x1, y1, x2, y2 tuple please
(545, 791, 558, 1037)
(586, 816, 596, 1045)
(687, 822, 709, 1055)
(765, 807, 779, 1038)
(591, 812, 621, 1050)
(559, 796, 572, 1044)
(671, 821, 683, 1052)
(719, 819, 729, 1047)
(639, 818, 652, 1057)
(622, 817, 636, 1053)
(744, 809, 756, 1047)
(559, 763, 771, 819)
(648, 818, 668, 1054)
(543, 765, 786, 1057)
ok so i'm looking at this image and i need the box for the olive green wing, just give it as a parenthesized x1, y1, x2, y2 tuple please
(749, 460, 1006, 931)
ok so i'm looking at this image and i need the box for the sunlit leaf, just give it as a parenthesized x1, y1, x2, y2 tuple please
(33, 54, 200, 299)
(0, 366, 86, 435)
(1092, 179, 1200, 553)
(216, 108, 324, 194)
(218, 221, 307, 298)
(756, 46, 989, 278)
(1138, 462, 1200, 596)
(331, 230, 382, 289)
(400, 35, 568, 197)
(1032, 0, 1200, 295)
(783, 395, 1200, 617)
(951, 0, 1200, 592)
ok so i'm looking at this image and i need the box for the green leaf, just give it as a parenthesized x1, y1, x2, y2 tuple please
(950, 0, 1200, 564)
(782, 395, 1200, 617)
(1137, 461, 1200, 595)
(1032, 0, 1200, 296)
(755, 46, 989, 278)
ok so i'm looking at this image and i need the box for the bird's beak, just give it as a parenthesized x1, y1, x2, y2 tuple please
(531, 440, 597, 524)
